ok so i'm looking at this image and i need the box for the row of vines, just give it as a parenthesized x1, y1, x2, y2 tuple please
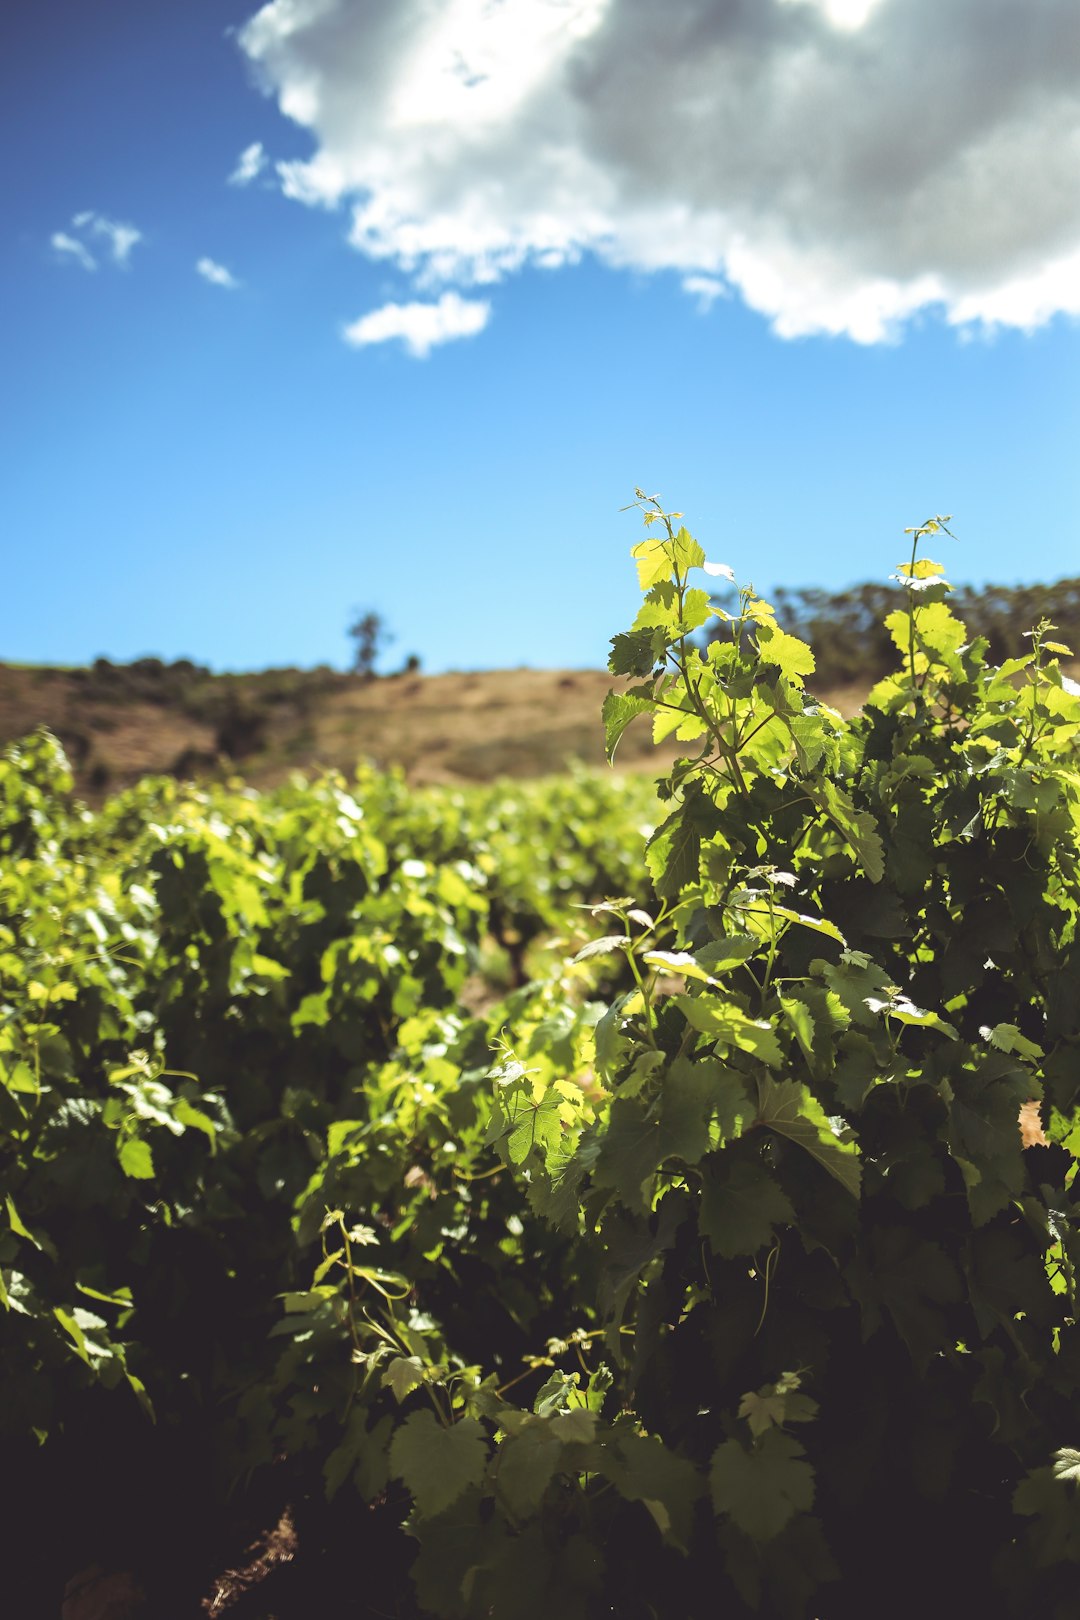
(5, 499, 1080, 1618)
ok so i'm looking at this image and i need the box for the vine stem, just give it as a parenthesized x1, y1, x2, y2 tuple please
(652, 497, 752, 800)
(907, 525, 921, 689)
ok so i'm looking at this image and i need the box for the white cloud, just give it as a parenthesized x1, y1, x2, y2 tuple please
(237, 0, 1080, 342)
(229, 141, 268, 185)
(682, 275, 728, 314)
(342, 291, 491, 357)
(51, 231, 97, 271)
(76, 211, 142, 266)
(945, 244, 1080, 332)
(777, 0, 887, 32)
(196, 256, 242, 289)
(60, 210, 141, 268)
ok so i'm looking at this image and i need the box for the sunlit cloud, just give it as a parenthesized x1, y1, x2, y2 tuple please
(228, 140, 268, 186)
(196, 257, 242, 289)
(342, 291, 491, 358)
(238, 0, 1080, 342)
(776, 0, 887, 33)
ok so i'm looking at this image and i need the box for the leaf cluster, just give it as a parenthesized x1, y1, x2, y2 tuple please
(743, 572, 1080, 688)
(8, 493, 1080, 1619)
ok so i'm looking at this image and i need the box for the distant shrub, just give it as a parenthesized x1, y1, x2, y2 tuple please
(84, 656, 212, 709)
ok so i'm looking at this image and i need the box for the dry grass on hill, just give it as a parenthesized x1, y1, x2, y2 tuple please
(0, 660, 874, 797)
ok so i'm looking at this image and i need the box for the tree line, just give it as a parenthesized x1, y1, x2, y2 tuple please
(710, 574, 1080, 685)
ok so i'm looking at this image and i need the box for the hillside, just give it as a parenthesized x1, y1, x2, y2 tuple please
(8, 570, 1079, 797)
(0, 659, 872, 794)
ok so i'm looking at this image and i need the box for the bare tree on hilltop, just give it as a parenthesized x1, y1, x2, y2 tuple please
(347, 609, 393, 679)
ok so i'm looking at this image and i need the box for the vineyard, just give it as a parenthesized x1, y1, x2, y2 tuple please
(6, 499, 1080, 1618)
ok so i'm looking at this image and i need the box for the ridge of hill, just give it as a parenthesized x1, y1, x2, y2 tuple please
(7, 575, 1078, 796)
(1, 659, 872, 795)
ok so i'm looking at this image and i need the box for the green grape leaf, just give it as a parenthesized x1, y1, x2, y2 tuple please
(756, 624, 816, 679)
(985, 1023, 1044, 1060)
(671, 526, 707, 574)
(599, 1197, 691, 1329)
(172, 1098, 220, 1143)
(864, 993, 957, 1039)
(645, 810, 701, 899)
(597, 1431, 703, 1551)
(602, 691, 652, 761)
(118, 1137, 154, 1180)
(595, 1098, 672, 1210)
(915, 601, 967, 658)
(680, 587, 711, 633)
(896, 557, 945, 580)
(616, 1047, 664, 1099)
(756, 1078, 861, 1198)
(831, 1033, 897, 1111)
(883, 608, 913, 654)
(653, 698, 706, 746)
(478, 1523, 603, 1620)
(5, 1195, 47, 1251)
(674, 996, 782, 1066)
(632, 537, 675, 590)
(710, 1430, 815, 1541)
(700, 1152, 795, 1258)
(324, 1409, 392, 1501)
(770, 905, 846, 944)
(53, 1306, 92, 1365)
(609, 630, 660, 677)
(495, 1419, 566, 1519)
(808, 781, 885, 883)
(389, 1411, 488, 1519)
(780, 996, 817, 1064)
(572, 934, 630, 964)
(633, 579, 678, 626)
(596, 1059, 750, 1210)
(383, 1355, 426, 1404)
(946, 1052, 1032, 1225)
(694, 935, 760, 974)
(503, 1086, 565, 1167)
(739, 1375, 818, 1439)
(789, 712, 828, 772)
(593, 994, 636, 1081)
(408, 1488, 498, 1620)
(643, 949, 718, 985)
(663, 1057, 743, 1162)
(846, 1228, 962, 1368)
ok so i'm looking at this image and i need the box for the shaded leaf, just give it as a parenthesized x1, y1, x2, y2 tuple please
(710, 1430, 815, 1542)
(700, 1152, 795, 1258)
(602, 691, 651, 762)
(389, 1411, 488, 1519)
(383, 1356, 426, 1404)
(597, 1431, 703, 1551)
(756, 1078, 861, 1198)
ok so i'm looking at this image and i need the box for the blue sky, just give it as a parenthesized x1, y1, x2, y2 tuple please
(5, 0, 1078, 675)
